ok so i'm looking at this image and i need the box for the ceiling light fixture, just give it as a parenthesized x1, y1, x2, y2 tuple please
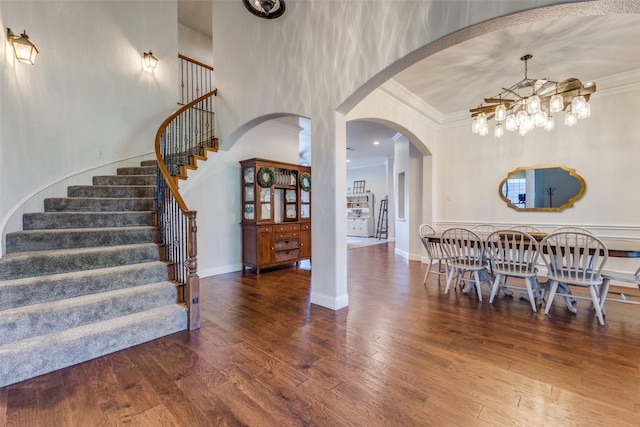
(470, 54, 595, 138)
(6, 28, 39, 65)
(243, 0, 286, 19)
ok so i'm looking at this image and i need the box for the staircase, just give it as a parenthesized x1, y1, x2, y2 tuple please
(0, 160, 187, 388)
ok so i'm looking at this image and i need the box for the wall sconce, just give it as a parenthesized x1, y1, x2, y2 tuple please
(7, 28, 39, 65)
(143, 51, 158, 70)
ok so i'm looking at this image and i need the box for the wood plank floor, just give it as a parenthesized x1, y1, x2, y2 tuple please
(3, 242, 640, 426)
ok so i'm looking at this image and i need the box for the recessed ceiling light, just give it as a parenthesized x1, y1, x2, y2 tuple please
(347, 159, 351, 163)
(373, 140, 380, 145)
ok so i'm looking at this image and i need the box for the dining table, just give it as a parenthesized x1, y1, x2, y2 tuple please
(423, 231, 640, 311)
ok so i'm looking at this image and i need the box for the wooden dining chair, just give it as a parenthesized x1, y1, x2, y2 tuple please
(540, 230, 609, 325)
(418, 224, 449, 285)
(485, 230, 541, 311)
(440, 228, 491, 301)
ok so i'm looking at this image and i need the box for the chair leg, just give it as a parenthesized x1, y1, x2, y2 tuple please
(524, 277, 537, 312)
(489, 273, 502, 303)
(544, 281, 559, 315)
(589, 285, 605, 325)
(473, 270, 483, 302)
(599, 279, 611, 316)
(423, 260, 433, 285)
(444, 267, 457, 294)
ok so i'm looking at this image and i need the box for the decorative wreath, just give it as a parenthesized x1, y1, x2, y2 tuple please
(299, 172, 312, 192)
(257, 167, 275, 188)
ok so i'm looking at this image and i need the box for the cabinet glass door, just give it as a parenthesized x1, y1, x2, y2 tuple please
(300, 190, 310, 219)
(259, 187, 273, 221)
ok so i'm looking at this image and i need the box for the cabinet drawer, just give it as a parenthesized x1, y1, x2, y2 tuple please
(274, 224, 299, 233)
(275, 249, 299, 262)
(257, 226, 273, 234)
(275, 238, 299, 251)
(275, 232, 298, 239)
(300, 223, 311, 231)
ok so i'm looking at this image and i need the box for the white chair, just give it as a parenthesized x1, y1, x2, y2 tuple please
(440, 228, 491, 301)
(485, 230, 541, 311)
(601, 267, 640, 304)
(419, 224, 449, 284)
(509, 225, 541, 233)
(471, 224, 499, 236)
(551, 226, 593, 234)
(540, 230, 609, 325)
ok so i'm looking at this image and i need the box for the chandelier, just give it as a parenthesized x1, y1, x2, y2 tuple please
(470, 54, 595, 138)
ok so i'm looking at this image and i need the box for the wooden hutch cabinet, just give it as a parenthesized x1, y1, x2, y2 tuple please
(240, 158, 311, 274)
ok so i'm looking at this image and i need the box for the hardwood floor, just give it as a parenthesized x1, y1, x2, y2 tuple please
(3, 242, 640, 426)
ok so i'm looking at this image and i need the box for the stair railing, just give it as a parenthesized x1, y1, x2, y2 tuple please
(179, 54, 214, 106)
(154, 88, 217, 331)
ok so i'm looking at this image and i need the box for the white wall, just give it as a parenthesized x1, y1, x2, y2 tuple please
(180, 119, 301, 277)
(0, 1, 179, 252)
(347, 163, 390, 236)
(178, 23, 213, 67)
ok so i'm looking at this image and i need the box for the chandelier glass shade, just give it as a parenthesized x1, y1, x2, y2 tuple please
(470, 54, 595, 138)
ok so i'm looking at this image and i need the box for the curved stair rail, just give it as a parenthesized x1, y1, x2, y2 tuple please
(154, 89, 218, 330)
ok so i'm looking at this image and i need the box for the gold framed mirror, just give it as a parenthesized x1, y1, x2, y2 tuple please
(499, 164, 586, 212)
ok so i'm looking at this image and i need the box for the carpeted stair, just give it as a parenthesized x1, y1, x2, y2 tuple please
(0, 160, 187, 388)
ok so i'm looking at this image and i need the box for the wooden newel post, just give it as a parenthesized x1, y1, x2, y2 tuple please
(186, 211, 200, 330)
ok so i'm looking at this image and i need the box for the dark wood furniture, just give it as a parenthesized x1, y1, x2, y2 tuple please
(240, 158, 311, 274)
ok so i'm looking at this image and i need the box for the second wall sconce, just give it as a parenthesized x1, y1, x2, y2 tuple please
(7, 28, 39, 65)
(143, 50, 158, 70)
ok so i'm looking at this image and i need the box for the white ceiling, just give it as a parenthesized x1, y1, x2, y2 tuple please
(177, 4, 640, 168)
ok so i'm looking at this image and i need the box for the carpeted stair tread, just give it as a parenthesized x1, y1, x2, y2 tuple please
(0, 243, 161, 280)
(117, 166, 157, 175)
(0, 158, 191, 387)
(67, 185, 156, 198)
(0, 304, 187, 388)
(44, 197, 155, 212)
(0, 281, 178, 345)
(23, 211, 154, 230)
(93, 175, 156, 186)
(0, 261, 169, 310)
(5, 226, 157, 253)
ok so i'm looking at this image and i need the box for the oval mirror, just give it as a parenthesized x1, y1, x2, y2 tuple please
(499, 164, 586, 212)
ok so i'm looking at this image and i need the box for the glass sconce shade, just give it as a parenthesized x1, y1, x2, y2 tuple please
(544, 116, 555, 131)
(143, 51, 158, 70)
(577, 102, 591, 119)
(7, 28, 39, 65)
(526, 95, 541, 114)
(534, 110, 547, 127)
(571, 95, 586, 114)
(565, 110, 578, 127)
(550, 93, 564, 113)
(516, 109, 528, 127)
(494, 104, 507, 121)
(505, 114, 517, 131)
(476, 112, 487, 127)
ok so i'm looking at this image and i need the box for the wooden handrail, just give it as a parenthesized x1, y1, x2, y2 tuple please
(154, 88, 217, 331)
(154, 88, 218, 214)
(178, 53, 214, 71)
